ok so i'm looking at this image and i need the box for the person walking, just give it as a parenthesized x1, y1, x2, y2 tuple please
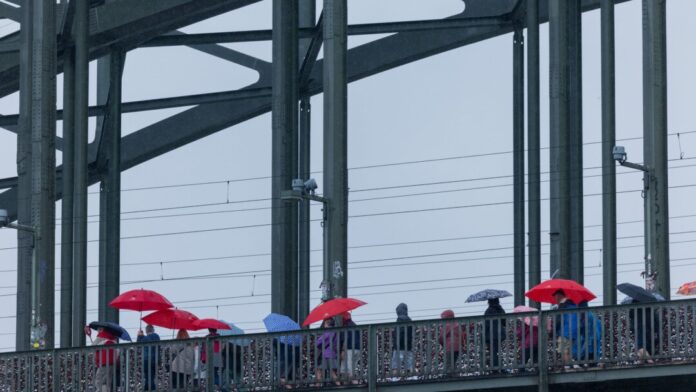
(86, 326, 118, 392)
(553, 289, 579, 364)
(484, 298, 506, 369)
(438, 309, 466, 375)
(316, 318, 340, 384)
(137, 324, 160, 391)
(170, 329, 195, 390)
(391, 303, 415, 376)
(201, 328, 225, 390)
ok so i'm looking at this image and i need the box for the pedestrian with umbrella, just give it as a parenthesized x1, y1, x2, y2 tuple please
(86, 321, 131, 392)
(467, 289, 511, 370)
(340, 312, 361, 382)
(512, 306, 542, 367)
(619, 283, 659, 361)
(170, 329, 196, 391)
(193, 319, 231, 390)
(137, 324, 161, 391)
(263, 313, 302, 387)
(316, 318, 340, 385)
(526, 280, 597, 365)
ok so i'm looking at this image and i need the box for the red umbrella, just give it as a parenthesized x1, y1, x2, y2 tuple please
(142, 309, 199, 330)
(525, 279, 596, 305)
(109, 289, 173, 312)
(192, 319, 232, 331)
(302, 298, 366, 327)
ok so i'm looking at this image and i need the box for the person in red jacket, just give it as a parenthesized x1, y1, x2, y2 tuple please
(438, 310, 466, 375)
(86, 326, 118, 392)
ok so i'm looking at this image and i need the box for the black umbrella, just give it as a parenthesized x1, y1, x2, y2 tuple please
(89, 321, 132, 341)
(617, 283, 657, 304)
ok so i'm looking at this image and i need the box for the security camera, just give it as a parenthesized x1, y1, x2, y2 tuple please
(291, 178, 305, 193)
(0, 209, 8, 228)
(612, 145, 627, 164)
(304, 178, 318, 194)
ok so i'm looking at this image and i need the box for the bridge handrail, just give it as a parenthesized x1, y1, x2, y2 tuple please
(0, 298, 695, 390)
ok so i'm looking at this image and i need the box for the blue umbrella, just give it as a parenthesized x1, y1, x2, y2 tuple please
(466, 289, 512, 303)
(89, 321, 132, 342)
(263, 313, 301, 346)
(218, 320, 252, 346)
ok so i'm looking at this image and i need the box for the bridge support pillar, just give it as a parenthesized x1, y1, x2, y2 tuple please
(642, 0, 669, 299)
(548, 0, 584, 283)
(513, 28, 525, 306)
(601, 0, 618, 305)
(323, 0, 348, 300)
(271, 0, 300, 320)
(527, 0, 541, 308)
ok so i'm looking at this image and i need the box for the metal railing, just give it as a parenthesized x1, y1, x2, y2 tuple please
(1, 299, 695, 391)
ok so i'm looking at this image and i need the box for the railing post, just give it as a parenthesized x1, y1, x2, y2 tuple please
(206, 338, 214, 392)
(52, 351, 59, 392)
(538, 311, 548, 392)
(368, 325, 377, 392)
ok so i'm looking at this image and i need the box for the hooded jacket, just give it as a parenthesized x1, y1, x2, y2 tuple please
(392, 303, 413, 351)
(438, 310, 466, 353)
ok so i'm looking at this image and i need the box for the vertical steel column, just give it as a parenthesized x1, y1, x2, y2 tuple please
(513, 29, 525, 306)
(30, 0, 57, 350)
(323, 0, 348, 299)
(271, 0, 299, 319)
(16, 0, 34, 352)
(548, 0, 576, 280)
(568, 1, 584, 284)
(527, 0, 541, 308)
(98, 52, 123, 323)
(72, 0, 89, 347)
(297, 0, 315, 325)
(601, 0, 617, 305)
(60, 46, 75, 347)
(642, 0, 669, 299)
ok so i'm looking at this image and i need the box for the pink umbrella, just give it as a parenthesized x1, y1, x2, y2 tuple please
(513, 305, 551, 331)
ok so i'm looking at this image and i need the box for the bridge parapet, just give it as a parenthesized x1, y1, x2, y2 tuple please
(1, 299, 695, 391)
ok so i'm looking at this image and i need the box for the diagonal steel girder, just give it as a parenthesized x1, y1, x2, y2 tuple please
(0, 0, 628, 220)
(0, 0, 263, 98)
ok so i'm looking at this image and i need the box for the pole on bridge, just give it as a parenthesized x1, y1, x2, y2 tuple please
(601, 0, 617, 306)
(297, 0, 315, 327)
(323, 0, 349, 300)
(549, 0, 583, 282)
(60, 45, 75, 348)
(513, 28, 525, 307)
(72, 0, 89, 348)
(16, 0, 58, 350)
(527, 0, 541, 309)
(272, 0, 300, 320)
(98, 51, 124, 324)
(642, 0, 669, 299)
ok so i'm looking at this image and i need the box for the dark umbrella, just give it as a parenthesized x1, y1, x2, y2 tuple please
(621, 292, 664, 304)
(466, 289, 512, 303)
(89, 321, 132, 341)
(617, 283, 657, 303)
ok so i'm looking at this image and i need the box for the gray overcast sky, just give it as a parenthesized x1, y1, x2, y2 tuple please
(1, 0, 696, 351)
